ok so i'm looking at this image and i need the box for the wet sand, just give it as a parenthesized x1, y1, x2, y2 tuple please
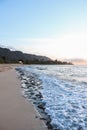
(0, 65, 47, 130)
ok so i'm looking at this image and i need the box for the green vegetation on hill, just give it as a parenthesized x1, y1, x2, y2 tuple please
(0, 47, 73, 65)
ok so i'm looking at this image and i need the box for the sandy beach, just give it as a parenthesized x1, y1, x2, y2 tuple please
(0, 64, 47, 130)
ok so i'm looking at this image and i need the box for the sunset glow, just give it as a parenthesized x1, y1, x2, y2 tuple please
(0, 0, 87, 64)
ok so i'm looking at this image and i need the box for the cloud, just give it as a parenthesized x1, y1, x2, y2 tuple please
(64, 58, 87, 65)
(0, 31, 87, 60)
(16, 36, 87, 59)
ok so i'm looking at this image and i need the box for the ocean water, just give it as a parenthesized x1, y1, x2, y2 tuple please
(18, 65, 87, 130)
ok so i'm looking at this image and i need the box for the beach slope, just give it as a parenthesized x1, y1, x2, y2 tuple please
(0, 67, 47, 130)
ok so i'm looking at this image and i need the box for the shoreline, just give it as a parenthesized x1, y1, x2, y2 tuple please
(16, 66, 53, 130)
(0, 64, 47, 130)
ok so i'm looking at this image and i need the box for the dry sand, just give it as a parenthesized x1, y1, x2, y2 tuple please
(0, 65, 47, 130)
(0, 64, 22, 72)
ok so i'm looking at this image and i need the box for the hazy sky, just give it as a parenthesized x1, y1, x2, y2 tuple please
(0, 0, 87, 60)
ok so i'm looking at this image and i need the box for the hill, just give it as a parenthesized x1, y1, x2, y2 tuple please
(0, 47, 72, 65)
(0, 47, 51, 63)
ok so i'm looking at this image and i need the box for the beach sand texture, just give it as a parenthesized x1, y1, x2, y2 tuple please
(0, 66, 47, 130)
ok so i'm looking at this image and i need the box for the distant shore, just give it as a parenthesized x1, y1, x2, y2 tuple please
(0, 64, 47, 130)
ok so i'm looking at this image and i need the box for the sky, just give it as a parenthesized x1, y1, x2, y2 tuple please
(0, 0, 87, 63)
